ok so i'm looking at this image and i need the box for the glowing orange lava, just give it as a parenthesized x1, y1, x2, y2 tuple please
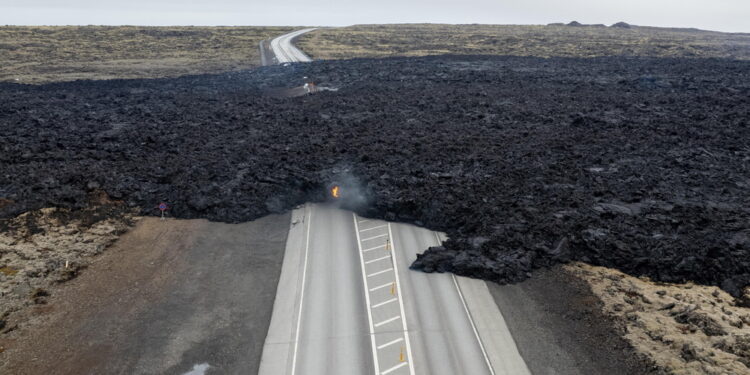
(331, 185, 340, 198)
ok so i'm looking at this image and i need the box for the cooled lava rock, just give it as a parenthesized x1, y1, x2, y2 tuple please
(1, 55, 748, 296)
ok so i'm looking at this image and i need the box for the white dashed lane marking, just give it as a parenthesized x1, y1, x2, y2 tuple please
(366, 255, 392, 264)
(369, 282, 394, 292)
(377, 337, 404, 350)
(363, 245, 387, 252)
(367, 268, 393, 278)
(359, 224, 387, 232)
(372, 298, 398, 309)
(382, 362, 409, 375)
(361, 233, 389, 241)
(374, 316, 401, 327)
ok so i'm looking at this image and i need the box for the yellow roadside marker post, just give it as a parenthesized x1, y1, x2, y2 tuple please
(385, 238, 391, 251)
(390, 281, 396, 295)
(400, 346, 405, 362)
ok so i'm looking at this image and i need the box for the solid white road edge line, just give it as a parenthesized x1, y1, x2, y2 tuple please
(435, 232, 496, 375)
(452, 274, 496, 375)
(353, 213, 381, 375)
(389, 223, 416, 375)
(290, 205, 313, 375)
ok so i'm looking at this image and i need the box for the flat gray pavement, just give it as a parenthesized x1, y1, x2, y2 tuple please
(260, 203, 530, 375)
(259, 204, 372, 375)
(269, 28, 317, 63)
(0, 215, 291, 375)
(293, 204, 372, 374)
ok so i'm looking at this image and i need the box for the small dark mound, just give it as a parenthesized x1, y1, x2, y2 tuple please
(567, 21, 583, 27)
(612, 22, 632, 29)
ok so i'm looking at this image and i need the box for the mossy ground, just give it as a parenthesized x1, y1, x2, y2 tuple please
(297, 24, 750, 61)
(0, 26, 296, 84)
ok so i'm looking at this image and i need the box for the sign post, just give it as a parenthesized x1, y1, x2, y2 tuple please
(158, 202, 167, 220)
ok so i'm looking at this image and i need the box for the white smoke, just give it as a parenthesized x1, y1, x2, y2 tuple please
(325, 166, 370, 210)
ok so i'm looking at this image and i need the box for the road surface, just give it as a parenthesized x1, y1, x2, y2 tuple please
(269, 28, 317, 63)
(259, 203, 530, 375)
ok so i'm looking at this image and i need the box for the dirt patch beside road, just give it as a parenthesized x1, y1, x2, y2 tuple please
(0, 213, 291, 374)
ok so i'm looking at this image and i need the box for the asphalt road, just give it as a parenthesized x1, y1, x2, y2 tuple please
(259, 203, 529, 375)
(269, 28, 317, 63)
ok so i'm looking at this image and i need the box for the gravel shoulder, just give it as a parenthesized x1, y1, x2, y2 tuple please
(0, 213, 290, 375)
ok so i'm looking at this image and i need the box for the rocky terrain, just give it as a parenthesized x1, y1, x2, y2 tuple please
(568, 263, 750, 374)
(0, 55, 748, 302)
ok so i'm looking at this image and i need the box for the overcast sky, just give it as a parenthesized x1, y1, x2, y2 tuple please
(1, 0, 748, 33)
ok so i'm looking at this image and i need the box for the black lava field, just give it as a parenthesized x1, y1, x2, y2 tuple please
(1, 56, 749, 296)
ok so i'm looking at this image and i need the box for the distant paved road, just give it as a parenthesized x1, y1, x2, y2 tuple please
(269, 28, 317, 63)
(259, 203, 530, 375)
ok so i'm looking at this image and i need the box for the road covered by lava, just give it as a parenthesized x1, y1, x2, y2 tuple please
(1, 55, 748, 296)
